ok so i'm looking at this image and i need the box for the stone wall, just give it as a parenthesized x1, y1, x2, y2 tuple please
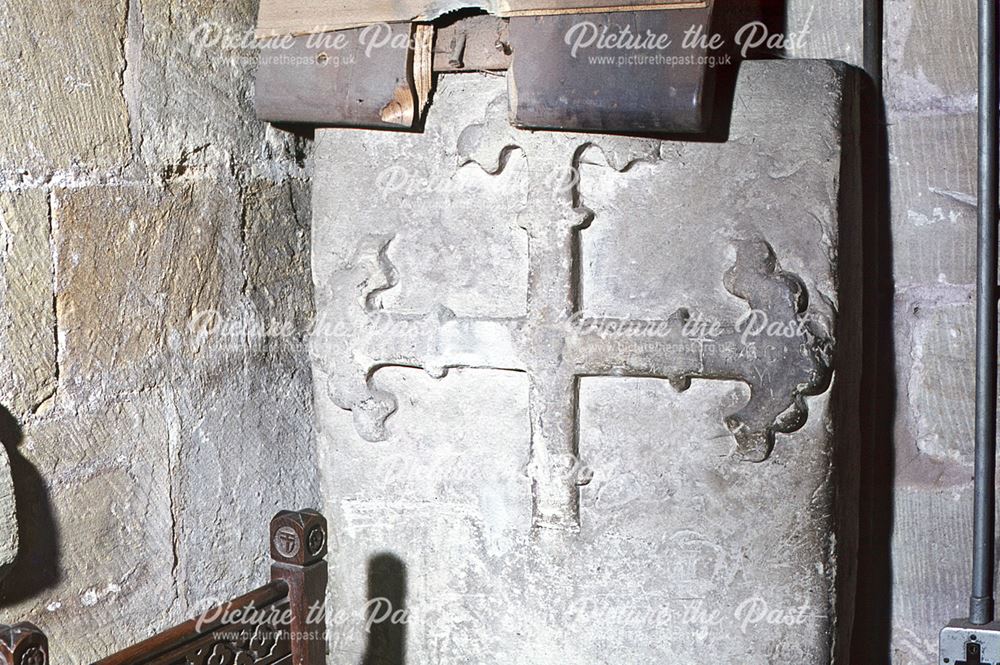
(883, 1, 982, 662)
(0, 1, 983, 663)
(0, 1, 319, 662)
(791, 0, 984, 662)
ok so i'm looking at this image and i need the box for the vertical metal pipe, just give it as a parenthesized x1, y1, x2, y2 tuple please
(971, 0, 999, 627)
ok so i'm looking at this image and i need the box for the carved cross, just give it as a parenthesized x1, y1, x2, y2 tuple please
(323, 96, 831, 531)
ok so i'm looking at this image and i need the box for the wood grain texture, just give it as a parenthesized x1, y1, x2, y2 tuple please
(256, 0, 706, 37)
(509, 7, 716, 133)
(433, 15, 512, 71)
(92, 583, 293, 665)
(254, 23, 425, 127)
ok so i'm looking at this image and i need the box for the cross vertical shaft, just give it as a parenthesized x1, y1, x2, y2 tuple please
(521, 174, 587, 530)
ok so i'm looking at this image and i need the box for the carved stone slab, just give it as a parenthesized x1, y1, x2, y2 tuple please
(312, 60, 861, 663)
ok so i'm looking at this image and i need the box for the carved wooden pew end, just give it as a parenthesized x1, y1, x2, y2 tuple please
(1, 510, 328, 665)
(0, 623, 47, 665)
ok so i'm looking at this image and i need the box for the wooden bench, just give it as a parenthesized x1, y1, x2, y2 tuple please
(0, 510, 329, 665)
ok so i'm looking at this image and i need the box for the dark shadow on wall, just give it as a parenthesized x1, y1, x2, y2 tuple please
(707, 0, 788, 137)
(851, 43, 895, 665)
(361, 553, 408, 665)
(631, 0, 787, 144)
(0, 405, 61, 607)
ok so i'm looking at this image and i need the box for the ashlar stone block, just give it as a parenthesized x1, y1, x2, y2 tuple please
(53, 181, 241, 406)
(0, 189, 55, 578)
(0, 0, 130, 171)
(0, 190, 56, 416)
(312, 61, 861, 663)
(888, 113, 977, 287)
(885, 0, 977, 116)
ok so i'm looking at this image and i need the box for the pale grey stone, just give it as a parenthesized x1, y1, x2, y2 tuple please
(888, 113, 977, 287)
(879, 1, 984, 661)
(166, 349, 321, 609)
(312, 60, 861, 663)
(906, 301, 981, 467)
(885, 0, 977, 117)
(890, 486, 982, 665)
(787, 0, 864, 68)
(133, 0, 306, 172)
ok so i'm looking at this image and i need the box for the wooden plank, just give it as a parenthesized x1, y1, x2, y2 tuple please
(92, 583, 292, 665)
(256, 0, 706, 38)
(508, 5, 716, 133)
(256, 17, 509, 127)
(268, 511, 329, 665)
(434, 15, 511, 72)
(255, 23, 428, 128)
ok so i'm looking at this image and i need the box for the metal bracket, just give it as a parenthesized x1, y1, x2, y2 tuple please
(941, 621, 1000, 665)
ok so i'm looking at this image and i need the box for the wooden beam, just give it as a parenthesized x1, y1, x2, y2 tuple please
(255, 23, 431, 128)
(0, 623, 47, 665)
(508, 4, 717, 133)
(256, 7, 721, 133)
(256, 0, 707, 38)
(434, 16, 511, 72)
(256, 18, 510, 126)
(269, 510, 329, 665)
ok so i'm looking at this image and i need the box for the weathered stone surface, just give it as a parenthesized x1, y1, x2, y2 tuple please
(877, 0, 982, 660)
(0, 0, 131, 172)
(0, 449, 15, 580)
(889, 113, 977, 287)
(0, 175, 317, 659)
(890, 486, 982, 665)
(0, 190, 56, 578)
(787, 1, 864, 68)
(885, 0, 977, 117)
(0, 393, 176, 665)
(0, 0, 318, 658)
(165, 349, 320, 609)
(133, 0, 302, 171)
(53, 181, 241, 407)
(905, 300, 985, 468)
(243, 178, 313, 333)
(783, 0, 982, 661)
(170, 177, 320, 607)
(0, 191, 56, 416)
(312, 61, 860, 663)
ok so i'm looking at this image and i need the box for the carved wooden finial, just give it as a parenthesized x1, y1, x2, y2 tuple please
(270, 509, 328, 567)
(0, 623, 48, 665)
(270, 510, 329, 665)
